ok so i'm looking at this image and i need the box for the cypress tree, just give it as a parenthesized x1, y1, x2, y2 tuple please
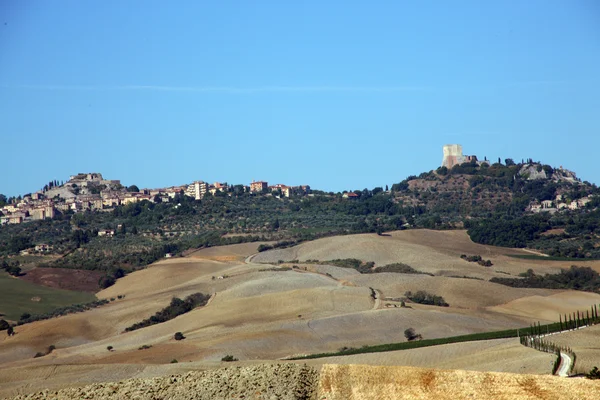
(559, 315, 563, 331)
(595, 304, 599, 322)
(587, 310, 591, 326)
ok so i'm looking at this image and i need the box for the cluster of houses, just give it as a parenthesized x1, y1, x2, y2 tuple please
(0, 173, 311, 226)
(530, 194, 594, 213)
(184, 180, 310, 200)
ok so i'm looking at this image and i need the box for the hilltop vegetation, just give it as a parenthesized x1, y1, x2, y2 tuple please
(0, 159, 599, 293)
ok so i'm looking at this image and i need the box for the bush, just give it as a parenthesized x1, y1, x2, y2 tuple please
(587, 366, 600, 380)
(0, 319, 9, 331)
(375, 263, 433, 276)
(221, 355, 238, 362)
(404, 328, 423, 341)
(405, 290, 449, 307)
(138, 345, 152, 350)
(170, 359, 178, 363)
(107, 346, 113, 351)
(125, 293, 210, 332)
(460, 254, 493, 266)
(174, 332, 185, 341)
(98, 275, 116, 289)
(18, 299, 110, 326)
(257, 244, 273, 252)
(490, 266, 600, 292)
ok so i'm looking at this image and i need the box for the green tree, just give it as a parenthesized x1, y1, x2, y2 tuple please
(99, 275, 116, 289)
(404, 328, 418, 341)
(0, 319, 9, 331)
(127, 185, 140, 193)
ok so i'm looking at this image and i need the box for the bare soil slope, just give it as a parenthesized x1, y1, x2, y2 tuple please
(3, 236, 600, 397)
(252, 230, 600, 278)
(20, 268, 104, 292)
(308, 338, 555, 374)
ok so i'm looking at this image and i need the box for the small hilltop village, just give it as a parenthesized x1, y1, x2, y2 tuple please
(0, 173, 310, 226)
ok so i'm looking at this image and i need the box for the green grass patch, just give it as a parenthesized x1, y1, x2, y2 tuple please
(0, 272, 96, 321)
(289, 322, 564, 360)
(507, 254, 600, 261)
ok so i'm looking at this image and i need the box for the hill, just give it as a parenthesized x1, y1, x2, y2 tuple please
(3, 232, 600, 397)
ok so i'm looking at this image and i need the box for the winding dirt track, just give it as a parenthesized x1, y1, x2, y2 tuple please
(557, 352, 572, 377)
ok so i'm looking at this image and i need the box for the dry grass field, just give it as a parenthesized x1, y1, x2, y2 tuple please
(3, 231, 600, 398)
(252, 230, 600, 278)
(319, 364, 600, 400)
(307, 338, 556, 374)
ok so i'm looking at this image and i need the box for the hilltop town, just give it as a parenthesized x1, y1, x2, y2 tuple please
(0, 173, 310, 226)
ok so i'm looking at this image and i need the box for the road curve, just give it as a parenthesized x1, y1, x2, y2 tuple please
(557, 352, 572, 377)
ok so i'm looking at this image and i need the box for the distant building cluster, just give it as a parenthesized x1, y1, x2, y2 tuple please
(0, 173, 311, 225)
(529, 194, 594, 214)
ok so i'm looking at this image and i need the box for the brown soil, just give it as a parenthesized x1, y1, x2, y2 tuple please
(19, 268, 104, 292)
(9, 363, 319, 400)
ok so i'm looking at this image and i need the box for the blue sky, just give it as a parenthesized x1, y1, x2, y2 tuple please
(1, 1, 599, 196)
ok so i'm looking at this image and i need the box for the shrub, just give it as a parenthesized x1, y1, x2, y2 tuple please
(461, 254, 493, 266)
(0, 319, 9, 331)
(221, 355, 238, 362)
(98, 275, 116, 289)
(587, 366, 600, 380)
(257, 244, 273, 252)
(125, 293, 210, 332)
(20, 313, 31, 321)
(107, 346, 113, 351)
(17, 299, 110, 326)
(138, 345, 152, 350)
(404, 328, 418, 341)
(170, 359, 178, 363)
(491, 266, 600, 292)
(405, 290, 449, 307)
(174, 332, 185, 341)
(375, 263, 433, 276)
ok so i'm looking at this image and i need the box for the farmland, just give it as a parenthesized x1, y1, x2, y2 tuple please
(0, 272, 96, 321)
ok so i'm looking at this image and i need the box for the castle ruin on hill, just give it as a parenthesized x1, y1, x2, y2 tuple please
(441, 144, 484, 169)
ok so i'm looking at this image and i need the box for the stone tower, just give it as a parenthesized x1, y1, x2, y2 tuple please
(442, 144, 466, 169)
